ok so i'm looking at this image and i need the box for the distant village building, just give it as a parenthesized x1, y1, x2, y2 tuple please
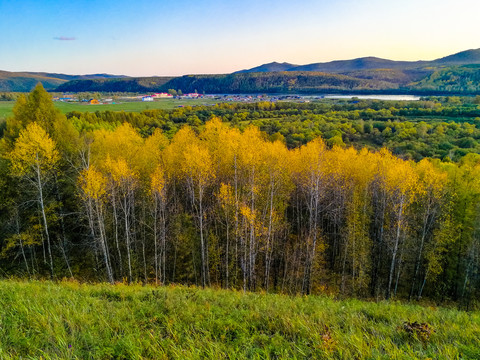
(54, 96, 76, 102)
(142, 96, 154, 102)
(153, 93, 172, 98)
(88, 99, 100, 105)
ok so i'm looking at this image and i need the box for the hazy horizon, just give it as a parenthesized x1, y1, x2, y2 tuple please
(1, 0, 479, 77)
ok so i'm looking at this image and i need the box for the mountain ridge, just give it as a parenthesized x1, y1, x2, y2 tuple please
(238, 48, 480, 74)
(2, 48, 480, 93)
(234, 62, 299, 73)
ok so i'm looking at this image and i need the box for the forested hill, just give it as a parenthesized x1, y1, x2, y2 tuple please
(161, 72, 400, 93)
(55, 71, 396, 93)
(55, 76, 174, 93)
(0, 70, 126, 92)
(55, 65, 480, 95)
(410, 65, 480, 93)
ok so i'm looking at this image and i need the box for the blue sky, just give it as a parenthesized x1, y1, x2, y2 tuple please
(0, 0, 479, 76)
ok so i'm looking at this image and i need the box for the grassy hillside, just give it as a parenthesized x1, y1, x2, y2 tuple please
(0, 281, 477, 359)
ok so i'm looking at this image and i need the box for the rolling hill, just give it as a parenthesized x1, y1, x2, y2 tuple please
(0, 70, 126, 92)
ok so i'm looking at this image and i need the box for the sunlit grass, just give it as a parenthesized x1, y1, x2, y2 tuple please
(0, 280, 478, 359)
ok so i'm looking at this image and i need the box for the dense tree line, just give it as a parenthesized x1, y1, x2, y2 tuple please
(65, 96, 480, 161)
(55, 77, 174, 93)
(1, 85, 480, 306)
(412, 65, 480, 94)
(55, 72, 396, 94)
(0, 92, 21, 101)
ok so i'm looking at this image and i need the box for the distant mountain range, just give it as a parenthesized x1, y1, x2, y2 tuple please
(2, 48, 480, 94)
(235, 48, 480, 73)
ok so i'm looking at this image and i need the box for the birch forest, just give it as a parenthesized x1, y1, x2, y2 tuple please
(1, 85, 480, 305)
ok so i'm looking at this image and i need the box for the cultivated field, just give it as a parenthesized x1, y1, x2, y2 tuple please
(0, 98, 220, 120)
(0, 281, 478, 359)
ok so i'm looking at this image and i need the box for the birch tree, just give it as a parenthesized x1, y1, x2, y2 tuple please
(9, 122, 59, 278)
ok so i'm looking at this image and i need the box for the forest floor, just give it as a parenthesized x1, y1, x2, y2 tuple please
(0, 280, 478, 359)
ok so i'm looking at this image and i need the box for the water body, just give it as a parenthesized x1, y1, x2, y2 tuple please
(323, 94, 421, 101)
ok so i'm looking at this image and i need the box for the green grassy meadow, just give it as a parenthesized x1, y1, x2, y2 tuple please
(0, 98, 220, 120)
(0, 102, 12, 120)
(0, 281, 478, 359)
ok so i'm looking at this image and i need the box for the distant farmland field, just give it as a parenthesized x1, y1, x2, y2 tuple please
(0, 98, 220, 119)
(0, 101, 12, 120)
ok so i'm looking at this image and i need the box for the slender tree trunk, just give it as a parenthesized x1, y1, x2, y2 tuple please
(341, 216, 352, 294)
(410, 213, 429, 299)
(264, 178, 275, 290)
(36, 160, 54, 279)
(141, 204, 147, 282)
(234, 154, 239, 288)
(161, 202, 166, 284)
(371, 189, 386, 298)
(303, 175, 319, 295)
(394, 245, 404, 297)
(418, 271, 428, 299)
(60, 239, 73, 278)
(124, 195, 133, 283)
(95, 201, 113, 284)
(14, 209, 30, 275)
(387, 198, 404, 299)
(249, 168, 256, 290)
(198, 185, 206, 287)
(153, 197, 159, 285)
(225, 212, 230, 288)
(112, 192, 123, 278)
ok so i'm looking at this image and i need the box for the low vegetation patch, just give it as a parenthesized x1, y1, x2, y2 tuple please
(0, 280, 478, 359)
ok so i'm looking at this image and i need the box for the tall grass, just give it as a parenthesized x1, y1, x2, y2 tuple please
(0, 280, 478, 359)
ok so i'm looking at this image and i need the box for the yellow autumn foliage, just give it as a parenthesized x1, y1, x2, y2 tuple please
(79, 166, 108, 201)
(150, 165, 166, 200)
(9, 122, 59, 176)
